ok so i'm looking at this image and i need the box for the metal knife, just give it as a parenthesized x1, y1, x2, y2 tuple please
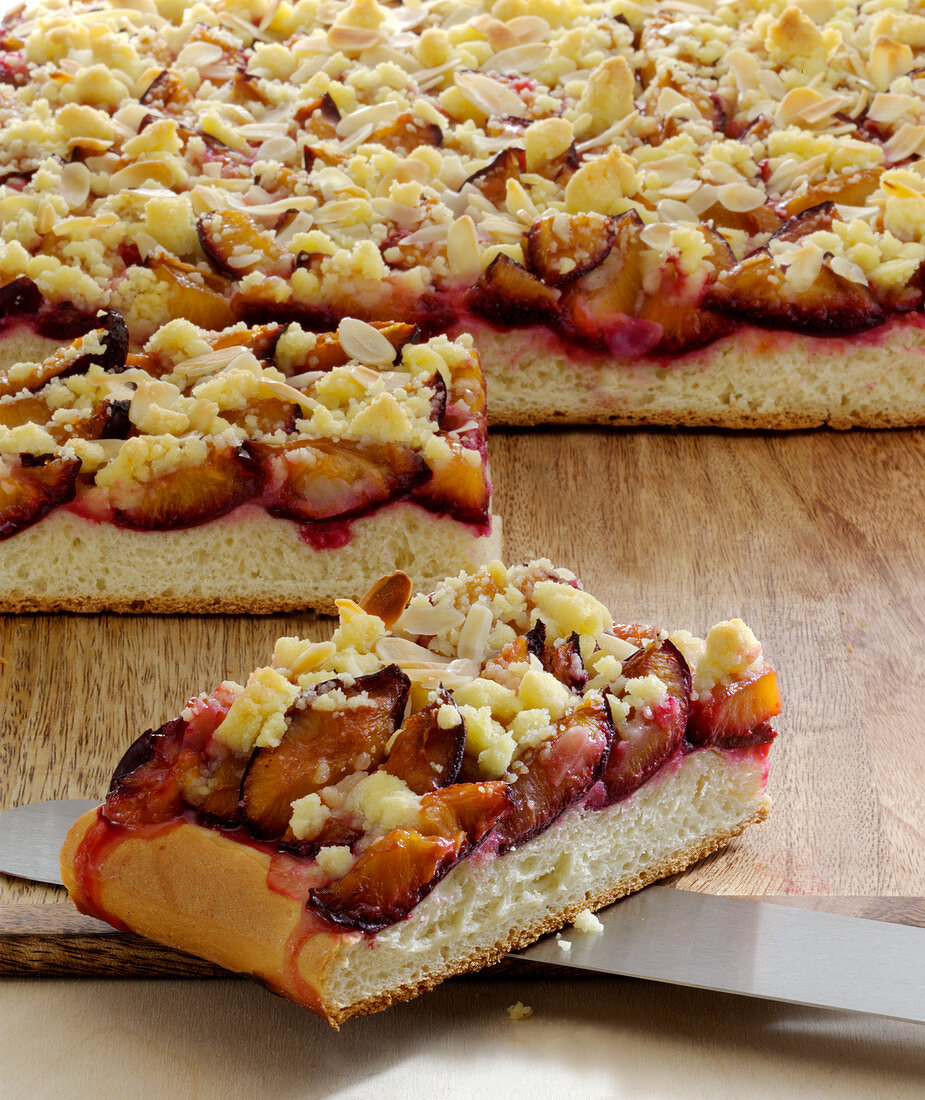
(2, 799, 924, 1024)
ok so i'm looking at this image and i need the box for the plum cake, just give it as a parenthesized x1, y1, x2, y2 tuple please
(61, 560, 782, 1025)
(0, 318, 499, 612)
(0, 0, 924, 428)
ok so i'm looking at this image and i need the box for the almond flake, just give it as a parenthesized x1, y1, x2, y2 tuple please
(258, 377, 319, 413)
(396, 601, 465, 636)
(455, 71, 525, 118)
(327, 24, 382, 51)
(336, 101, 401, 139)
(107, 160, 179, 193)
(868, 35, 914, 93)
(883, 125, 925, 164)
(716, 182, 766, 213)
(256, 135, 298, 162)
(507, 16, 551, 43)
(337, 318, 397, 366)
(457, 603, 493, 665)
(376, 637, 453, 667)
(446, 215, 481, 279)
(483, 43, 546, 73)
(176, 41, 224, 68)
(829, 256, 868, 286)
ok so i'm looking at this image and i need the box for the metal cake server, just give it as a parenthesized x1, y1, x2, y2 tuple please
(0, 799, 100, 885)
(2, 799, 923, 1024)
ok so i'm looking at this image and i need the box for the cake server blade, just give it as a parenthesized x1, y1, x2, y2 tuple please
(0, 799, 100, 885)
(514, 885, 925, 1024)
(4, 800, 924, 1024)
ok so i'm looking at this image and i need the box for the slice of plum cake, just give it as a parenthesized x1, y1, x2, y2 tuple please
(0, 318, 499, 612)
(61, 560, 782, 1025)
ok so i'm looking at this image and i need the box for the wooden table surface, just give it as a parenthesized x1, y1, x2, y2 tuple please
(1, 427, 924, 1093)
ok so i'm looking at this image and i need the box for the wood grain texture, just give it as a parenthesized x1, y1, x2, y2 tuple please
(1, 429, 923, 975)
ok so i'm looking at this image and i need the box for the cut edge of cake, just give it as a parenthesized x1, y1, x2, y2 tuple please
(61, 745, 769, 1027)
(0, 502, 502, 615)
(472, 318, 925, 430)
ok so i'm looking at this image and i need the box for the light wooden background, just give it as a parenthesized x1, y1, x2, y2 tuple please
(1, 428, 923, 946)
(2, 428, 925, 1096)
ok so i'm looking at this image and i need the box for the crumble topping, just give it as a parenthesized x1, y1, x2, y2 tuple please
(264, 559, 771, 819)
(0, 0, 923, 352)
(0, 315, 487, 534)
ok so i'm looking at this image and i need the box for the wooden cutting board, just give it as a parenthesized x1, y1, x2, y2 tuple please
(2, 428, 923, 975)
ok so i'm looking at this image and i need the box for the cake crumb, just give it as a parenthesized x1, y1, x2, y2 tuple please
(507, 1002, 534, 1021)
(555, 933, 572, 955)
(573, 910, 604, 935)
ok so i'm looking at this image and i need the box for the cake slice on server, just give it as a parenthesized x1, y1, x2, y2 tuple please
(0, 317, 498, 612)
(61, 560, 782, 1026)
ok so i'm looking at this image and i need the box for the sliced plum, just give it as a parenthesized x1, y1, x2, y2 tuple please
(544, 631, 588, 693)
(704, 249, 885, 336)
(146, 256, 234, 330)
(109, 442, 261, 530)
(50, 395, 133, 444)
(0, 317, 128, 399)
(686, 667, 781, 748)
(140, 69, 194, 113)
(211, 322, 285, 362)
(308, 827, 464, 932)
(276, 321, 417, 376)
(220, 396, 299, 436)
(241, 665, 410, 840)
(184, 751, 248, 826)
(197, 210, 287, 279)
(782, 167, 881, 217)
(636, 226, 736, 353)
(104, 718, 196, 826)
(410, 436, 489, 525)
(460, 147, 526, 206)
(294, 92, 340, 135)
(557, 211, 661, 353)
(770, 201, 837, 245)
(600, 639, 691, 804)
(369, 112, 442, 154)
(255, 438, 429, 523)
(466, 254, 560, 326)
(0, 455, 80, 539)
(492, 695, 614, 854)
(419, 780, 512, 845)
(0, 275, 42, 318)
(0, 394, 49, 430)
(380, 691, 465, 794)
(527, 212, 615, 287)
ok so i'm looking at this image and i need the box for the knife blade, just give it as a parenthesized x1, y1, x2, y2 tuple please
(515, 886, 925, 1024)
(3, 800, 924, 1023)
(0, 799, 100, 885)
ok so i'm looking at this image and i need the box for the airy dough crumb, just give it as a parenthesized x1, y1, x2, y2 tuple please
(555, 933, 572, 955)
(507, 1002, 534, 1021)
(573, 910, 604, 935)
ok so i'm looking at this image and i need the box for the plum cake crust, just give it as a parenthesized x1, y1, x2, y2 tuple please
(61, 560, 782, 1025)
(0, 318, 499, 613)
(1, 0, 925, 428)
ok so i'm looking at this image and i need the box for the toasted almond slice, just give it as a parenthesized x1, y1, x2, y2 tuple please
(360, 571, 413, 628)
